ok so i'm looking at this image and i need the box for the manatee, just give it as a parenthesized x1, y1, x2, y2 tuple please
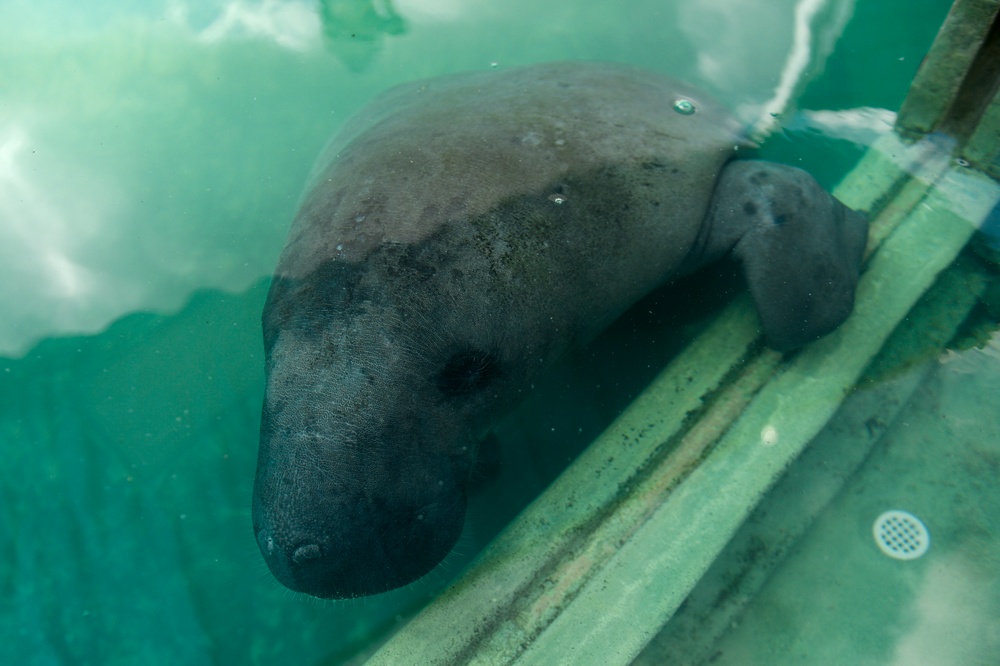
(253, 61, 867, 599)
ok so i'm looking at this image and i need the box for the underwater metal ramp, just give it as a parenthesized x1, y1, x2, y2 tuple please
(367, 1, 1000, 663)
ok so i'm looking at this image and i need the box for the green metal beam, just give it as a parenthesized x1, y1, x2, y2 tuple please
(895, 0, 1000, 137)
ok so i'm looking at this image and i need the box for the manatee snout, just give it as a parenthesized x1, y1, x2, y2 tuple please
(253, 389, 473, 598)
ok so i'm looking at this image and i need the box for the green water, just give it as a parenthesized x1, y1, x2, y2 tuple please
(4, 1, 994, 664)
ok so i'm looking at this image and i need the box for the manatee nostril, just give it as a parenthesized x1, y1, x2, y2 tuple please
(292, 543, 322, 564)
(256, 528, 276, 555)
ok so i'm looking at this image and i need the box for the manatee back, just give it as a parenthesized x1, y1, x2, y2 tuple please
(277, 62, 745, 339)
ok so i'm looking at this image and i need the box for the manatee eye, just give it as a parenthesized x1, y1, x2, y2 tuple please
(436, 349, 501, 397)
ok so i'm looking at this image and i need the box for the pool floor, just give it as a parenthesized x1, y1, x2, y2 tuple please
(636, 331, 1000, 666)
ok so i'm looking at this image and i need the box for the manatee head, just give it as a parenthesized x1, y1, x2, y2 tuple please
(252, 238, 541, 599)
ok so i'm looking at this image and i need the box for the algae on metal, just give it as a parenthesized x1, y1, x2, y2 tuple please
(895, 0, 1000, 138)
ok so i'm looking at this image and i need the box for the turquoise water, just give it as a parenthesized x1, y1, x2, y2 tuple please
(4, 1, 995, 664)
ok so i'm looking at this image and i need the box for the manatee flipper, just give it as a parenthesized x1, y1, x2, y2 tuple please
(703, 161, 868, 351)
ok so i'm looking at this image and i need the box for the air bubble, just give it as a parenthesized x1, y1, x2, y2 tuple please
(673, 98, 696, 115)
(760, 424, 779, 447)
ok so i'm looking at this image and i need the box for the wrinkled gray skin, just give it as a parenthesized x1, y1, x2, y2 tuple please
(253, 61, 867, 599)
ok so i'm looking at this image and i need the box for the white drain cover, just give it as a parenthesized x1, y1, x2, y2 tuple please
(873, 510, 930, 560)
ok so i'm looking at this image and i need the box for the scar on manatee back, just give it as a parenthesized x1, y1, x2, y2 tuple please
(252, 61, 868, 599)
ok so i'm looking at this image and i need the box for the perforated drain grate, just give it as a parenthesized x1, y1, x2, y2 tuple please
(872, 510, 930, 560)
